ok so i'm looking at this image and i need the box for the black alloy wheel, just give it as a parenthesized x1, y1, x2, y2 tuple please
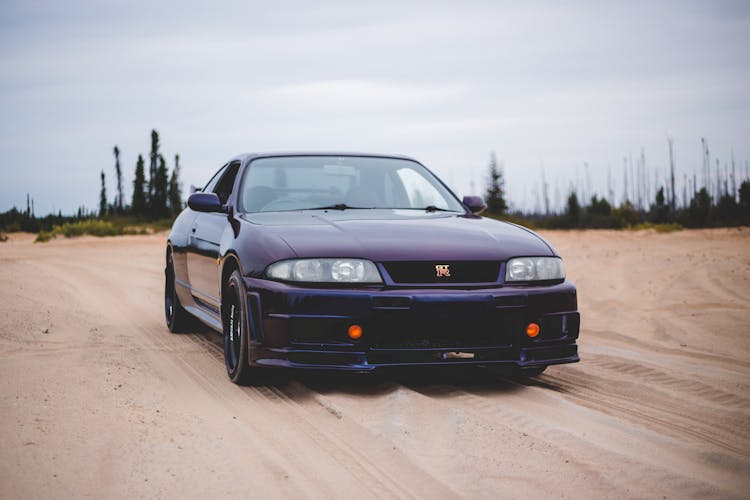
(165, 251, 193, 333)
(223, 271, 251, 384)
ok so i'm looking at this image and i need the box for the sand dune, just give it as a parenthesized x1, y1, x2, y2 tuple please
(1, 228, 748, 499)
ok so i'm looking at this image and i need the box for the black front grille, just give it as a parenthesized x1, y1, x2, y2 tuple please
(383, 261, 500, 284)
(372, 310, 520, 348)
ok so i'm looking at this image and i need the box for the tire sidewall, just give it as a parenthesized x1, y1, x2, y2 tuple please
(165, 253, 179, 331)
(225, 271, 250, 384)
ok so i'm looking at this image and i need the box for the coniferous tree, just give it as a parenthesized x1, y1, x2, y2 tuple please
(114, 146, 123, 212)
(566, 192, 581, 227)
(154, 155, 169, 217)
(132, 154, 147, 216)
(687, 188, 712, 227)
(147, 129, 160, 210)
(740, 180, 750, 213)
(168, 154, 182, 215)
(485, 151, 508, 214)
(652, 187, 669, 223)
(99, 171, 107, 217)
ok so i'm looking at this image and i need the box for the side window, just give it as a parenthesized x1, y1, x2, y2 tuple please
(203, 164, 228, 193)
(212, 162, 240, 205)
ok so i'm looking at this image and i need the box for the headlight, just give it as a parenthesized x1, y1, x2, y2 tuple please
(505, 257, 565, 282)
(266, 258, 383, 283)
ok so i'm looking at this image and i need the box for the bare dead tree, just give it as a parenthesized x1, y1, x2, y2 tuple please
(683, 173, 688, 210)
(668, 136, 676, 213)
(731, 151, 737, 201)
(640, 148, 648, 211)
(623, 157, 629, 203)
(541, 167, 550, 216)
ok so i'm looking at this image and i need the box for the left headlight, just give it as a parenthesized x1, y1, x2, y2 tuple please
(505, 257, 565, 282)
(266, 258, 383, 284)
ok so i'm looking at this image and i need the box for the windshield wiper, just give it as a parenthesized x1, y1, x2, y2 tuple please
(399, 205, 459, 213)
(308, 203, 368, 210)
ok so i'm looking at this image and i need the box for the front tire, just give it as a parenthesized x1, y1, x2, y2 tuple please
(223, 271, 252, 385)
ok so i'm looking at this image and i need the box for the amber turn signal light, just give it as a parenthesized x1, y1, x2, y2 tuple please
(348, 324, 363, 340)
(526, 323, 540, 338)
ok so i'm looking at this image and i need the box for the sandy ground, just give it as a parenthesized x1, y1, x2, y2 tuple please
(1, 228, 749, 499)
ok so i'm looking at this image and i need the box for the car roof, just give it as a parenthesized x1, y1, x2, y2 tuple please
(229, 151, 420, 165)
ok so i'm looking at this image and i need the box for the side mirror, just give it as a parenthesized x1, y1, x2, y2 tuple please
(462, 195, 487, 215)
(188, 192, 225, 213)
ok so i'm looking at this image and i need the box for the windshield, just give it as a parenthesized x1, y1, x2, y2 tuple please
(238, 156, 465, 213)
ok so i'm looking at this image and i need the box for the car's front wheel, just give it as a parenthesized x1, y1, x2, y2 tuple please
(223, 270, 253, 384)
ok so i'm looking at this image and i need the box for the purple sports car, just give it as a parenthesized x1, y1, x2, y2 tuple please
(165, 153, 580, 384)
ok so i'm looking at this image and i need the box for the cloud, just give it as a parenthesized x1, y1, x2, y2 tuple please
(0, 0, 749, 213)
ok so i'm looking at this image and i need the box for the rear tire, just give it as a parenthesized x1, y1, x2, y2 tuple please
(165, 251, 194, 333)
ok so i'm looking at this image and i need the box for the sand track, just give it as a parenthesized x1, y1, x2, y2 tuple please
(1, 229, 749, 499)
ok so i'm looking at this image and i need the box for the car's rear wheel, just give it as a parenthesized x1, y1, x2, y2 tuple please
(165, 251, 193, 333)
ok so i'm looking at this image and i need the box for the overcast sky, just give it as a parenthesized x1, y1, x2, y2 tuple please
(1, 0, 749, 214)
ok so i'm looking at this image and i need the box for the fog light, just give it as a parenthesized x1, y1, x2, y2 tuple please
(526, 323, 540, 338)
(348, 324, 363, 340)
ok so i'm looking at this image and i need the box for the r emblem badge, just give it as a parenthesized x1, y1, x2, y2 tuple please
(435, 264, 451, 277)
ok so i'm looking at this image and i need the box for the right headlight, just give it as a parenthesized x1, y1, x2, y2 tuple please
(505, 257, 565, 282)
(266, 258, 383, 284)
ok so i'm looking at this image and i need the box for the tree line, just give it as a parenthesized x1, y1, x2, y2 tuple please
(0, 129, 183, 235)
(484, 142, 750, 229)
(100, 129, 182, 219)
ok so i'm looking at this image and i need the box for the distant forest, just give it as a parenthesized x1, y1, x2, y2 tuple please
(2, 133, 749, 238)
(484, 138, 750, 229)
(0, 129, 183, 235)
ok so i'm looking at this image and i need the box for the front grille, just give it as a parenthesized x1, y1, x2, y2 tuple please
(372, 310, 520, 348)
(383, 261, 501, 284)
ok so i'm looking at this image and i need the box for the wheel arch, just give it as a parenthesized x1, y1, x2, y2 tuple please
(220, 251, 245, 311)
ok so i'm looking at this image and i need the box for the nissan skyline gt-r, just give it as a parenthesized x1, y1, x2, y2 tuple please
(164, 153, 580, 384)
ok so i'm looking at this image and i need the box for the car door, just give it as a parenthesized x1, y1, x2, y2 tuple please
(186, 161, 240, 312)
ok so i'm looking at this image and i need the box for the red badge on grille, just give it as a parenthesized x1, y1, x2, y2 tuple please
(435, 264, 451, 277)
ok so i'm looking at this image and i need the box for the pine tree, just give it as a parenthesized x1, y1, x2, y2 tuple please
(114, 145, 123, 212)
(132, 154, 147, 216)
(739, 180, 750, 213)
(566, 192, 581, 227)
(147, 129, 160, 210)
(485, 151, 507, 214)
(652, 187, 668, 222)
(687, 188, 711, 227)
(154, 155, 169, 217)
(168, 154, 182, 215)
(99, 170, 107, 217)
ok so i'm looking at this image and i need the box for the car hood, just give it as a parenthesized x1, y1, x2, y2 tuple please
(240, 210, 555, 261)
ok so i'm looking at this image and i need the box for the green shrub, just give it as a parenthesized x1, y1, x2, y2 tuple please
(33, 217, 164, 243)
(631, 222, 683, 233)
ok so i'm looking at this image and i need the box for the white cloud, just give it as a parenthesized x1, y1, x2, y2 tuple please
(0, 0, 749, 213)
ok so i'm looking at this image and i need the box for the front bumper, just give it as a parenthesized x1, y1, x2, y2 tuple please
(244, 278, 580, 371)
